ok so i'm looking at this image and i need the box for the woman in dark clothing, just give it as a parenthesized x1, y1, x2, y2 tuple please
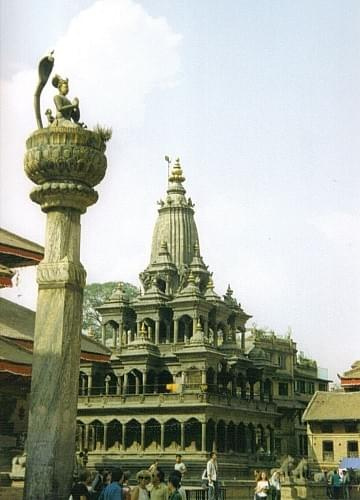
(71, 470, 92, 500)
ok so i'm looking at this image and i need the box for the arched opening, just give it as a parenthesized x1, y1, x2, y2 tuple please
(264, 378, 273, 402)
(89, 419, 104, 451)
(127, 370, 143, 395)
(256, 424, 265, 451)
(144, 318, 155, 343)
(217, 420, 226, 453)
(206, 419, 216, 452)
(217, 363, 229, 393)
(76, 420, 85, 451)
(157, 278, 166, 293)
(237, 373, 247, 399)
(185, 418, 201, 451)
(146, 370, 156, 394)
(158, 370, 173, 393)
(107, 420, 122, 450)
(248, 424, 256, 454)
(145, 419, 161, 450)
(125, 419, 141, 450)
(237, 423, 246, 453)
(164, 419, 181, 450)
(227, 421, 236, 452)
(217, 322, 227, 346)
(159, 320, 168, 344)
(104, 372, 117, 395)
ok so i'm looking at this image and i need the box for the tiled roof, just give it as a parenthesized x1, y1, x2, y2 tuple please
(303, 391, 360, 422)
(0, 228, 44, 255)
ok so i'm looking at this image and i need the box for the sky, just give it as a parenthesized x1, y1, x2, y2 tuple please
(1, 0, 359, 383)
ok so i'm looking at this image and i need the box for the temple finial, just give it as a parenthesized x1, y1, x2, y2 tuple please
(169, 157, 185, 183)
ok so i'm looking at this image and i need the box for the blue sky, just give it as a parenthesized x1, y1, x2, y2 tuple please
(1, 0, 359, 382)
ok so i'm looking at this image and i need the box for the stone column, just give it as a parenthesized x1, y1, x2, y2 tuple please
(173, 319, 179, 344)
(84, 424, 89, 451)
(122, 423, 126, 451)
(78, 425, 84, 452)
(180, 422, 185, 451)
(201, 422, 206, 452)
(81, 375, 86, 396)
(103, 423, 108, 451)
(142, 371, 147, 395)
(141, 423, 145, 451)
(213, 424, 218, 452)
(166, 322, 171, 343)
(160, 423, 165, 451)
(87, 374, 93, 396)
(113, 326, 117, 349)
(135, 375, 140, 395)
(23, 125, 108, 500)
(101, 324, 106, 345)
(155, 320, 160, 345)
(123, 373, 128, 395)
(116, 376, 122, 395)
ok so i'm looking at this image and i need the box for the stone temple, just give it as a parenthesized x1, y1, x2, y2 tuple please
(76, 159, 329, 477)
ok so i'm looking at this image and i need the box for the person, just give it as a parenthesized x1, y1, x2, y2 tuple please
(342, 469, 350, 499)
(51, 74, 80, 126)
(206, 452, 219, 500)
(269, 471, 281, 500)
(149, 468, 167, 500)
(148, 460, 159, 476)
(168, 474, 182, 500)
(201, 467, 208, 490)
(174, 455, 186, 477)
(121, 471, 131, 500)
(71, 470, 92, 500)
(99, 468, 124, 500)
(90, 469, 107, 499)
(331, 470, 341, 499)
(171, 470, 186, 500)
(131, 470, 151, 500)
(254, 471, 270, 500)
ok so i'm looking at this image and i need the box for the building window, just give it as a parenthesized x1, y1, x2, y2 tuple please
(296, 380, 306, 394)
(278, 383, 289, 396)
(347, 441, 359, 458)
(308, 382, 314, 394)
(318, 383, 327, 391)
(345, 422, 357, 433)
(320, 423, 333, 433)
(322, 441, 334, 461)
(299, 434, 308, 456)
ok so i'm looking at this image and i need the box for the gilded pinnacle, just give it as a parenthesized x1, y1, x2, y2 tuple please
(169, 158, 185, 183)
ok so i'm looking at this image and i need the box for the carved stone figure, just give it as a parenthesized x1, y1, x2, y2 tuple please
(51, 74, 81, 127)
(291, 457, 309, 480)
(272, 455, 295, 479)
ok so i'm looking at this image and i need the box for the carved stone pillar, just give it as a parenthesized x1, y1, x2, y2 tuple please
(123, 373, 128, 395)
(116, 376, 122, 396)
(173, 319, 179, 344)
(122, 423, 126, 451)
(201, 422, 206, 452)
(142, 371, 147, 395)
(23, 124, 108, 500)
(105, 375, 111, 395)
(103, 423, 108, 451)
(84, 424, 89, 451)
(166, 322, 171, 343)
(141, 423, 145, 451)
(81, 375, 86, 396)
(135, 375, 140, 395)
(160, 423, 165, 451)
(180, 422, 185, 451)
(155, 320, 160, 345)
(87, 374, 92, 396)
(101, 324, 106, 345)
(213, 424, 218, 452)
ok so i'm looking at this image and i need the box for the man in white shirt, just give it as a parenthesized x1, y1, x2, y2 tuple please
(174, 454, 186, 477)
(206, 452, 219, 500)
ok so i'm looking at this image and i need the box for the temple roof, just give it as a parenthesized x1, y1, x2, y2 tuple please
(149, 159, 204, 270)
(0, 228, 43, 268)
(303, 391, 360, 422)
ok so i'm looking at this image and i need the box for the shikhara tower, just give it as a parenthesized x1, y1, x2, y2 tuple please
(77, 158, 328, 476)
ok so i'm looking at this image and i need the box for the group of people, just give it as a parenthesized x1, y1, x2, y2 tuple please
(325, 469, 351, 499)
(254, 471, 282, 500)
(70, 454, 189, 500)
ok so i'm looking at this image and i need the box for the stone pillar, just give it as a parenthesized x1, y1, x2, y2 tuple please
(105, 375, 111, 395)
(201, 422, 206, 452)
(23, 125, 108, 499)
(103, 423, 108, 451)
(78, 425, 84, 452)
(84, 424, 89, 451)
(122, 423, 126, 451)
(173, 319, 179, 344)
(213, 424, 218, 452)
(113, 326, 117, 349)
(87, 374, 93, 396)
(180, 422, 185, 451)
(160, 423, 165, 451)
(154, 374, 159, 394)
(135, 375, 140, 395)
(201, 370, 207, 385)
(142, 371, 147, 395)
(166, 322, 171, 343)
(81, 375, 86, 396)
(241, 331, 245, 351)
(101, 324, 106, 345)
(141, 423, 145, 451)
(155, 320, 160, 345)
(116, 376, 122, 395)
(204, 319, 209, 338)
(118, 321, 123, 348)
(123, 373, 128, 395)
